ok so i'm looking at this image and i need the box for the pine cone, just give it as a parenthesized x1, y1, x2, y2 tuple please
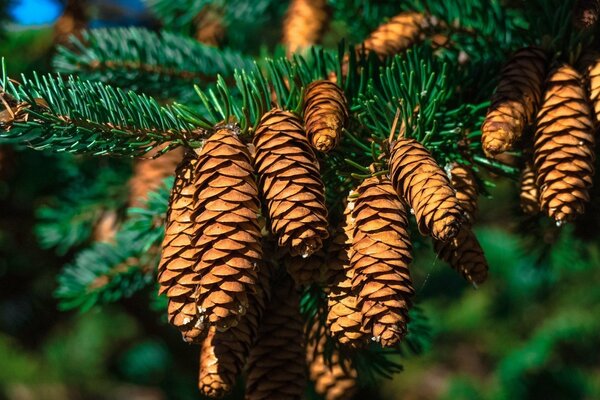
(520, 162, 540, 215)
(326, 195, 368, 348)
(482, 47, 547, 157)
(303, 80, 349, 153)
(351, 176, 413, 347)
(389, 137, 464, 242)
(253, 109, 329, 257)
(92, 210, 119, 243)
(54, 0, 88, 45)
(157, 154, 205, 343)
(194, 6, 225, 46)
(533, 64, 595, 224)
(284, 249, 326, 286)
(447, 163, 479, 224)
(433, 228, 488, 285)
(245, 275, 306, 400)
(580, 51, 600, 121)
(193, 128, 262, 330)
(198, 267, 270, 397)
(360, 12, 429, 58)
(283, 0, 329, 55)
(573, 0, 600, 29)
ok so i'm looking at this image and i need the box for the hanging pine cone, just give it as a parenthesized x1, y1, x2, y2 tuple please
(447, 163, 479, 224)
(157, 154, 205, 343)
(284, 249, 327, 285)
(520, 162, 540, 215)
(198, 267, 270, 397)
(579, 51, 600, 121)
(433, 228, 488, 285)
(481, 47, 547, 157)
(573, 0, 600, 29)
(389, 137, 464, 242)
(245, 275, 306, 400)
(54, 0, 88, 45)
(533, 64, 595, 224)
(253, 109, 329, 257)
(360, 12, 429, 58)
(193, 128, 262, 330)
(350, 176, 413, 347)
(303, 80, 348, 153)
(194, 6, 225, 46)
(283, 0, 329, 55)
(326, 194, 368, 348)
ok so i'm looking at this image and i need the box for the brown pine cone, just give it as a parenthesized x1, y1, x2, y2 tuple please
(194, 6, 225, 46)
(533, 64, 595, 224)
(193, 128, 262, 330)
(283, 0, 329, 55)
(433, 228, 488, 285)
(92, 210, 119, 243)
(573, 0, 600, 29)
(326, 194, 368, 348)
(54, 0, 88, 45)
(447, 163, 479, 224)
(351, 176, 413, 347)
(482, 47, 547, 157)
(157, 153, 205, 343)
(303, 80, 348, 153)
(245, 275, 306, 400)
(198, 267, 270, 397)
(253, 109, 329, 257)
(579, 51, 600, 121)
(284, 249, 327, 286)
(389, 137, 464, 242)
(520, 162, 540, 215)
(360, 12, 429, 58)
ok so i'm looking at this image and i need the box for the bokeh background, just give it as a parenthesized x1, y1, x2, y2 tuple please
(1, 1, 600, 399)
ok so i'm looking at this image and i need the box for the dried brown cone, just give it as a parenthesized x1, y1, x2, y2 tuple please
(390, 137, 464, 242)
(284, 248, 327, 286)
(520, 162, 540, 215)
(54, 0, 88, 45)
(360, 12, 429, 58)
(573, 0, 600, 29)
(482, 47, 548, 157)
(433, 227, 488, 285)
(447, 163, 479, 224)
(245, 275, 306, 400)
(579, 51, 600, 121)
(350, 176, 414, 347)
(306, 322, 357, 400)
(253, 109, 329, 257)
(283, 0, 330, 55)
(533, 64, 595, 224)
(198, 266, 270, 398)
(193, 128, 262, 331)
(157, 153, 205, 343)
(194, 6, 225, 46)
(303, 80, 349, 153)
(326, 194, 368, 348)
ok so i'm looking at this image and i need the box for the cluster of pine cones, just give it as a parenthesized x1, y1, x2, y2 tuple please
(481, 46, 600, 226)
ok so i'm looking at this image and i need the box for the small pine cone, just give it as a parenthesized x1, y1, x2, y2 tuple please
(482, 47, 547, 157)
(254, 109, 329, 257)
(245, 276, 306, 400)
(283, 0, 329, 55)
(573, 0, 600, 29)
(198, 267, 270, 397)
(92, 210, 119, 243)
(326, 195, 368, 348)
(360, 12, 429, 58)
(520, 162, 540, 215)
(193, 128, 262, 330)
(303, 80, 349, 153)
(129, 145, 185, 208)
(194, 6, 225, 46)
(447, 163, 479, 224)
(533, 64, 595, 224)
(306, 322, 357, 400)
(579, 51, 600, 121)
(54, 0, 88, 45)
(351, 176, 413, 347)
(390, 137, 464, 242)
(433, 228, 488, 285)
(157, 154, 205, 343)
(284, 249, 327, 285)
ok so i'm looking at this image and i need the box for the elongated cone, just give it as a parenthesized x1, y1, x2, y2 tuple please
(533, 65, 595, 224)
(245, 275, 306, 400)
(157, 153, 205, 343)
(434, 228, 488, 285)
(198, 267, 270, 397)
(574, 0, 600, 28)
(447, 163, 479, 224)
(129, 145, 185, 208)
(351, 176, 413, 347)
(193, 128, 262, 331)
(54, 0, 87, 45)
(253, 109, 329, 257)
(579, 51, 600, 121)
(520, 162, 540, 214)
(482, 47, 547, 157)
(306, 321, 357, 400)
(390, 137, 464, 242)
(326, 194, 368, 348)
(360, 12, 428, 58)
(194, 6, 224, 46)
(303, 80, 348, 153)
(284, 249, 326, 285)
(283, 0, 329, 55)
